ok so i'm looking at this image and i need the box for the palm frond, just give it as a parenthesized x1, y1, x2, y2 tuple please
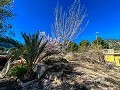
(0, 36, 23, 48)
(34, 40, 48, 63)
(10, 48, 23, 62)
(21, 31, 47, 65)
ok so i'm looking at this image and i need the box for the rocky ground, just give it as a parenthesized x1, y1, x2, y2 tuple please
(63, 52, 120, 90)
(0, 51, 120, 90)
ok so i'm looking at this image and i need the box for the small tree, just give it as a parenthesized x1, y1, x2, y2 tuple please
(92, 37, 109, 49)
(67, 42, 78, 52)
(51, 0, 89, 53)
(79, 40, 90, 51)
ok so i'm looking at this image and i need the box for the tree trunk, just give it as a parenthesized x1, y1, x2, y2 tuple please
(24, 67, 36, 82)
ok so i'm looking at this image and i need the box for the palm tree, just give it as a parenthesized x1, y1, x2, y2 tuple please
(0, 31, 51, 78)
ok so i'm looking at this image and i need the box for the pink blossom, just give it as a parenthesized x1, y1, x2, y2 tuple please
(39, 31, 61, 53)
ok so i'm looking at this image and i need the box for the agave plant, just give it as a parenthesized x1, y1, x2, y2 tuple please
(0, 31, 50, 77)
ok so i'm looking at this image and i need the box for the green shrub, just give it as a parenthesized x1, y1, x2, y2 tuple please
(8, 64, 27, 79)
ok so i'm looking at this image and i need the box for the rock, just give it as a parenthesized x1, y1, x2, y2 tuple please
(105, 62, 115, 70)
(0, 77, 21, 89)
(17, 79, 38, 90)
(11, 57, 26, 67)
(64, 52, 75, 61)
(44, 55, 68, 65)
(47, 62, 73, 74)
(37, 63, 47, 79)
(52, 77, 62, 87)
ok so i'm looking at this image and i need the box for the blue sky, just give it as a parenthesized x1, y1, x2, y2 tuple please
(12, 0, 120, 43)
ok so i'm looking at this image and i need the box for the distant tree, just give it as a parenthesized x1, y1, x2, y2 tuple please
(67, 42, 78, 52)
(79, 40, 90, 48)
(0, 0, 14, 36)
(92, 37, 109, 49)
(78, 40, 91, 51)
(101, 40, 109, 49)
(51, 0, 89, 53)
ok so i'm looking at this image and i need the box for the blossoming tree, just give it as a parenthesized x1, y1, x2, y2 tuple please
(51, 0, 89, 53)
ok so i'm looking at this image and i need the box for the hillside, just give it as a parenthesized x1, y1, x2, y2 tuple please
(0, 51, 120, 90)
(63, 52, 120, 90)
(105, 39, 120, 50)
(0, 43, 14, 48)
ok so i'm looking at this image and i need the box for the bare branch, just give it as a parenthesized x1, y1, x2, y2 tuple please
(51, 0, 89, 52)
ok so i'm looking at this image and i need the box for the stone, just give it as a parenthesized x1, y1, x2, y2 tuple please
(37, 63, 47, 79)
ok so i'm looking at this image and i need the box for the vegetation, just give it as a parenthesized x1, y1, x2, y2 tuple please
(7, 64, 27, 79)
(78, 40, 91, 51)
(105, 39, 120, 50)
(67, 42, 78, 52)
(51, 0, 88, 52)
(92, 37, 109, 50)
(0, 0, 120, 90)
(66, 40, 91, 52)
(0, 31, 51, 78)
(0, 47, 5, 52)
(66, 37, 110, 52)
(0, 0, 14, 35)
(0, 43, 13, 48)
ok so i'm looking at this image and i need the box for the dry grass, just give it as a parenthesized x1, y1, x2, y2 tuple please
(64, 51, 120, 89)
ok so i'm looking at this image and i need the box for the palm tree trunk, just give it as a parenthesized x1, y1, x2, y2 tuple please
(24, 64, 36, 80)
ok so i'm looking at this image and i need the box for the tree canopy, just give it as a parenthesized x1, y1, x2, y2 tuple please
(78, 40, 91, 51)
(92, 37, 109, 49)
(79, 40, 90, 48)
(0, 0, 14, 35)
(51, 0, 88, 52)
(67, 42, 78, 52)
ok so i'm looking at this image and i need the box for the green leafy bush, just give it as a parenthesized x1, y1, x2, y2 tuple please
(8, 64, 27, 79)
